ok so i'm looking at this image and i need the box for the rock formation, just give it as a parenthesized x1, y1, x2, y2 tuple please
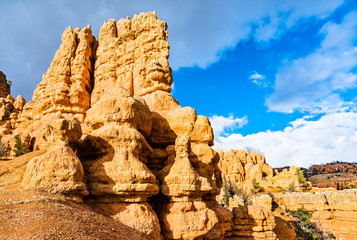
(21, 119, 88, 201)
(0, 71, 10, 98)
(218, 150, 312, 199)
(226, 205, 277, 240)
(3, 11, 355, 240)
(0, 12, 229, 240)
(218, 149, 274, 194)
(274, 189, 357, 239)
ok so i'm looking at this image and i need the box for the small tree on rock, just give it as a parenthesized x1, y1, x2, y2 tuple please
(251, 177, 264, 195)
(296, 168, 307, 192)
(0, 140, 9, 158)
(222, 177, 238, 207)
(13, 135, 29, 157)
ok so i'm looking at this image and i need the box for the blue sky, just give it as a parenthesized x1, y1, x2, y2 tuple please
(1, 0, 357, 167)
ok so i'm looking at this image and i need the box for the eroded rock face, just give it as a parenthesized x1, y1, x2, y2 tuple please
(274, 189, 357, 239)
(21, 119, 88, 200)
(0, 71, 10, 98)
(227, 206, 277, 240)
(12, 25, 97, 148)
(0, 12, 228, 240)
(218, 149, 273, 192)
(92, 12, 172, 104)
(92, 202, 161, 240)
(30, 26, 96, 119)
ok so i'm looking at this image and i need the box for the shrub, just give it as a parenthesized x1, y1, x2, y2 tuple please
(236, 187, 251, 206)
(346, 182, 355, 189)
(0, 140, 9, 158)
(222, 177, 238, 207)
(13, 135, 30, 156)
(296, 168, 308, 192)
(277, 186, 286, 192)
(288, 182, 296, 192)
(287, 207, 333, 240)
(251, 177, 264, 194)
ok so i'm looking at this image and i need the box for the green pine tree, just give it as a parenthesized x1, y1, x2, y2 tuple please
(13, 135, 29, 156)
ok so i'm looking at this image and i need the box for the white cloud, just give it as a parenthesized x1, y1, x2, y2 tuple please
(249, 71, 269, 87)
(209, 115, 248, 136)
(214, 111, 357, 168)
(0, 0, 343, 100)
(266, 11, 357, 114)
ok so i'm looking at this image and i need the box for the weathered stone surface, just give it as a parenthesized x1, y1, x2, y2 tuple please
(85, 86, 152, 138)
(91, 12, 172, 104)
(13, 95, 26, 111)
(13, 25, 97, 150)
(0, 12, 228, 240)
(92, 202, 161, 240)
(251, 194, 273, 210)
(218, 149, 273, 193)
(160, 200, 219, 239)
(0, 71, 10, 98)
(21, 119, 88, 200)
(35, 118, 82, 150)
(80, 124, 158, 202)
(30, 26, 96, 118)
(21, 145, 88, 199)
(274, 189, 357, 239)
(226, 205, 277, 240)
(161, 135, 212, 197)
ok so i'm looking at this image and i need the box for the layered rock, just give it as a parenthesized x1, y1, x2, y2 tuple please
(21, 119, 88, 201)
(13, 25, 97, 148)
(0, 71, 10, 98)
(159, 135, 230, 239)
(0, 12, 229, 240)
(227, 206, 277, 240)
(218, 149, 273, 194)
(274, 189, 357, 239)
(92, 12, 172, 103)
(79, 85, 161, 238)
(0, 95, 27, 157)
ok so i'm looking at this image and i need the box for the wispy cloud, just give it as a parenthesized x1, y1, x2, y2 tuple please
(214, 111, 357, 168)
(209, 115, 248, 137)
(266, 11, 357, 114)
(249, 71, 269, 87)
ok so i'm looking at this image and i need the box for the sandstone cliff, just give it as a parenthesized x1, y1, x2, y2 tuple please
(0, 12, 230, 240)
(218, 149, 274, 193)
(273, 189, 357, 239)
(218, 150, 312, 199)
(0, 71, 10, 98)
(3, 11, 354, 240)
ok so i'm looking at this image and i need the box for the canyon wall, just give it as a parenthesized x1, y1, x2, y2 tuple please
(274, 189, 357, 239)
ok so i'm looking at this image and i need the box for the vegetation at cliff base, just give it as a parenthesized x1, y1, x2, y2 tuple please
(288, 207, 335, 240)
